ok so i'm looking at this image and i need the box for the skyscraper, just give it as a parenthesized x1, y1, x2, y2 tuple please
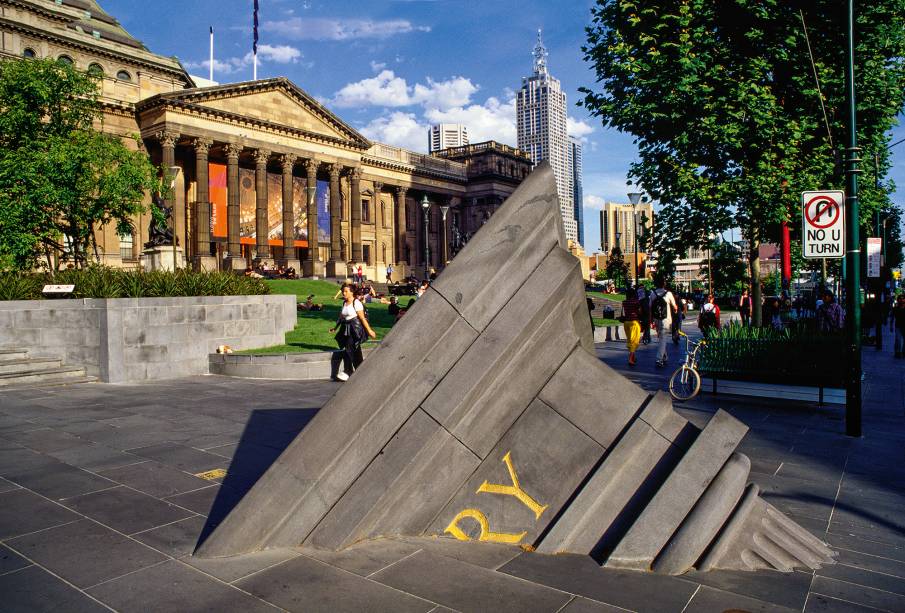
(517, 30, 578, 244)
(428, 123, 468, 153)
(569, 136, 584, 246)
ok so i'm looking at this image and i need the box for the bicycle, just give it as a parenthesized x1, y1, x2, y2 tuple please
(668, 330, 706, 401)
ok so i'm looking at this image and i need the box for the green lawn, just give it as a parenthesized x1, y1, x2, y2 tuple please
(587, 291, 626, 302)
(240, 279, 402, 354)
(245, 279, 622, 354)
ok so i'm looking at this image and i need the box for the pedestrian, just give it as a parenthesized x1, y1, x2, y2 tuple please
(650, 279, 678, 367)
(356, 264, 363, 284)
(416, 279, 429, 297)
(639, 287, 651, 345)
(329, 283, 377, 381)
(816, 290, 845, 333)
(385, 263, 393, 283)
(739, 288, 753, 327)
(672, 294, 687, 345)
(892, 294, 905, 358)
(586, 296, 596, 331)
(621, 288, 642, 366)
(698, 294, 721, 337)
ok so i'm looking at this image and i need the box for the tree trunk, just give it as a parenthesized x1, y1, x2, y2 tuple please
(749, 228, 762, 327)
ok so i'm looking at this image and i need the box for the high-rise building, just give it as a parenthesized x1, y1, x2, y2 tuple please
(517, 30, 577, 244)
(599, 200, 654, 282)
(569, 137, 584, 246)
(428, 123, 468, 153)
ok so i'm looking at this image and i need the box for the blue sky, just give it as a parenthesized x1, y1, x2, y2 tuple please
(113, 0, 904, 254)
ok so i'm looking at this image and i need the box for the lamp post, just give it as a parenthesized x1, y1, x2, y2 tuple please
(844, 0, 861, 437)
(628, 191, 643, 286)
(421, 194, 431, 279)
(440, 204, 450, 266)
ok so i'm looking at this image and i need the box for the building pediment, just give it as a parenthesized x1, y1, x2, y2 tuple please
(137, 77, 371, 150)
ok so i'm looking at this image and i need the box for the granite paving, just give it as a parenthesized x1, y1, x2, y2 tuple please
(0, 323, 901, 611)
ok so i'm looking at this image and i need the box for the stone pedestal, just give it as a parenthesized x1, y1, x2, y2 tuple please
(225, 257, 248, 273)
(193, 255, 218, 272)
(141, 246, 185, 272)
(278, 258, 302, 275)
(303, 260, 325, 279)
(325, 261, 345, 278)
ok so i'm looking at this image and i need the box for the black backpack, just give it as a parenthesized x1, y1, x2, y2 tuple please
(651, 292, 668, 320)
(700, 307, 717, 327)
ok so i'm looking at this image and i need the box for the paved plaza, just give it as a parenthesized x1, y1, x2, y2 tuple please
(0, 327, 903, 612)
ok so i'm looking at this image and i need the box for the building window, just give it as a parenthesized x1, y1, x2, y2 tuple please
(118, 232, 134, 261)
(362, 243, 371, 265)
(57, 55, 74, 66)
(381, 202, 387, 227)
(381, 243, 387, 263)
(116, 69, 132, 81)
(22, 48, 36, 59)
(362, 198, 371, 223)
(88, 63, 104, 76)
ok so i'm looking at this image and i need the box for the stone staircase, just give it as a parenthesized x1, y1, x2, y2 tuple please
(0, 348, 95, 389)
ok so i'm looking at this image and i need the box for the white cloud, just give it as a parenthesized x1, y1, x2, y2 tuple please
(585, 194, 607, 210)
(370, 60, 387, 72)
(265, 17, 430, 41)
(332, 70, 478, 111)
(185, 44, 303, 75)
(360, 112, 428, 152)
(567, 116, 594, 139)
(423, 96, 517, 145)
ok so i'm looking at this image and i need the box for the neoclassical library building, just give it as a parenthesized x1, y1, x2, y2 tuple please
(1, 0, 533, 278)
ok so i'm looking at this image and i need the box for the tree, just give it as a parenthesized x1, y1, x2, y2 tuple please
(702, 241, 749, 296)
(581, 0, 905, 325)
(605, 246, 631, 288)
(0, 58, 159, 270)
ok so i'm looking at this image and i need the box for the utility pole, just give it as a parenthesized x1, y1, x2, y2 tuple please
(844, 0, 862, 437)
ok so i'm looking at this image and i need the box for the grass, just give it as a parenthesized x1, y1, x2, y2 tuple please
(247, 279, 623, 354)
(587, 291, 626, 301)
(241, 279, 405, 354)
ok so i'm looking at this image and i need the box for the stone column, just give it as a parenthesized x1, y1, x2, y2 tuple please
(224, 143, 245, 271)
(395, 186, 408, 266)
(279, 153, 299, 271)
(325, 163, 342, 277)
(350, 168, 362, 262)
(254, 149, 271, 261)
(157, 130, 179, 219)
(192, 137, 217, 271)
(302, 159, 324, 278)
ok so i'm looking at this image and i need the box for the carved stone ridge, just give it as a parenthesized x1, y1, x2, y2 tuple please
(156, 130, 180, 148)
(280, 153, 298, 170)
(224, 143, 243, 160)
(254, 149, 272, 166)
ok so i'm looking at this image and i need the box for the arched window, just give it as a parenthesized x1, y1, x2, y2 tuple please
(340, 237, 347, 262)
(22, 48, 36, 59)
(88, 63, 104, 77)
(57, 55, 74, 66)
(116, 69, 132, 82)
(380, 202, 387, 227)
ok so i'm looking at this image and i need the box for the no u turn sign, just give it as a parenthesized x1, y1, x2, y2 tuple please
(802, 191, 845, 259)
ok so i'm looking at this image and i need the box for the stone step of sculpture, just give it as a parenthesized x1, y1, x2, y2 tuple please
(195, 162, 835, 576)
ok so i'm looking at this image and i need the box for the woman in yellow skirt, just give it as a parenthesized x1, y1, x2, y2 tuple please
(621, 290, 642, 366)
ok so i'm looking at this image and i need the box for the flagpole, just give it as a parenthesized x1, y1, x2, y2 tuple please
(253, 0, 259, 80)
(209, 27, 214, 82)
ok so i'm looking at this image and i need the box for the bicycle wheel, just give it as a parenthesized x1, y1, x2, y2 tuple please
(669, 365, 701, 401)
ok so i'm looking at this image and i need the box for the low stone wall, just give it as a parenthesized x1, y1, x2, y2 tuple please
(0, 295, 295, 383)
(209, 345, 378, 380)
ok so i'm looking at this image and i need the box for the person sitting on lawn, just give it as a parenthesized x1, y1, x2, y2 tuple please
(297, 294, 323, 312)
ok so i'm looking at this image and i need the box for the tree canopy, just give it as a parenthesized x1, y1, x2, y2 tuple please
(0, 58, 159, 270)
(580, 0, 905, 267)
(605, 245, 631, 287)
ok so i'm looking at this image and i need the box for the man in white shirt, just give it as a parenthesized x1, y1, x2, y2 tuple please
(650, 279, 678, 367)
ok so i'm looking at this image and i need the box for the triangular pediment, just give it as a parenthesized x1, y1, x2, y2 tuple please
(146, 78, 370, 149)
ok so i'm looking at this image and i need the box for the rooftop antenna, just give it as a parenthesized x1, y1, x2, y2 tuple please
(533, 28, 548, 76)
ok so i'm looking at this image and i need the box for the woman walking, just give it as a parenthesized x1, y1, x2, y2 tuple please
(329, 283, 377, 381)
(621, 289, 642, 366)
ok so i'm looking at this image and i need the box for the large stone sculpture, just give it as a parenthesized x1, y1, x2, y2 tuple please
(196, 163, 834, 575)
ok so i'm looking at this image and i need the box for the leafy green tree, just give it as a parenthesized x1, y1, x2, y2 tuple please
(581, 0, 905, 325)
(0, 58, 159, 270)
(605, 245, 631, 288)
(702, 241, 749, 297)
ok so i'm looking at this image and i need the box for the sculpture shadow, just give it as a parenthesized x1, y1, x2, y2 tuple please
(194, 407, 319, 553)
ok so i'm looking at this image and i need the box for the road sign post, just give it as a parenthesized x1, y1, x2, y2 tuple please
(802, 191, 845, 259)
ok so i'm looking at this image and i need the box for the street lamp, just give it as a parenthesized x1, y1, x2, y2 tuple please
(628, 191, 643, 286)
(421, 194, 431, 279)
(439, 204, 450, 266)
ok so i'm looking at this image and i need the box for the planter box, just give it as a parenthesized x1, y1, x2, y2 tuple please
(0, 295, 295, 383)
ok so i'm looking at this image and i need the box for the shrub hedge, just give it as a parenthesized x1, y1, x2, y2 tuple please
(0, 266, 270, 300)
